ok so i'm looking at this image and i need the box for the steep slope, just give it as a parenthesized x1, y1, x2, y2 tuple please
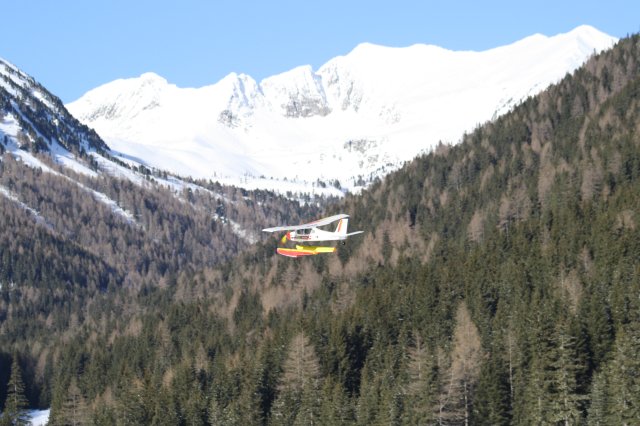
(1, 58, 108, 164)
(67, 25, 617, 191)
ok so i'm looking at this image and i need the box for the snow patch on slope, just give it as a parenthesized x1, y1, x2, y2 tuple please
(0, 186, 52, 229)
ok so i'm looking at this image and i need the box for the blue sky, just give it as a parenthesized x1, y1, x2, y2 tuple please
(3, 0, 639, 102)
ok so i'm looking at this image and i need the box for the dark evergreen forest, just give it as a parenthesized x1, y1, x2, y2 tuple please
(1, 34, 639, 425)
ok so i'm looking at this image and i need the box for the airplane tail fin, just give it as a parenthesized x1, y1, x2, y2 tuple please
(335, 218, 364, 238)
(335, 218, 348, 236)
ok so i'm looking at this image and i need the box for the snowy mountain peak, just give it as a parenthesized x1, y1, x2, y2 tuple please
(261, 65, 330, 118)
(139, 71, 167, 83)
(66, 26, 618, 193)
(499, 25, 614, 58)
(218, 72, 261, 111)
(566, 24, 614, 43)
(69, 72, 175, 124)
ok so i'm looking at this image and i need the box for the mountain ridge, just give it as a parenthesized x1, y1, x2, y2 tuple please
(67, 25, 617, 193)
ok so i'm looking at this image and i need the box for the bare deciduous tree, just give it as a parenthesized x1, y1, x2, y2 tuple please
(437, 302, 483, 426)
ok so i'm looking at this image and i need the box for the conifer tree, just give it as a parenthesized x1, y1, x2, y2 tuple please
(375, 377, 404, 426)
(473, 351, 511, 426)
(0, 356, 30, 426)
(548, 327, 586, 425)
(115, 381, 147, 425)
(270, 332, 322, 425)
(352, 363, 376, 425)
(588, 367, 611, 425)
(607, 323, 640, 425)
(521, 353, 551, 425)
(149, 387, 179, 426)
(208, 397, 225, 426)
(405, 332, 438, 424)
(318, 378, 354, 425)
(230, 375, 263, 426)
(58, 378, 90, 426)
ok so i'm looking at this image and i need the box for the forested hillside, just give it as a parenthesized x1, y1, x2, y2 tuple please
(2, 33, 640, 425)
(0, 152, 320, 419)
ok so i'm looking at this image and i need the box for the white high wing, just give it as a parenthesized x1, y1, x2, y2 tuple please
(262, 214, 363, 243)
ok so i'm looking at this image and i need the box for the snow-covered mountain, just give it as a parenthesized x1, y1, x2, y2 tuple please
(66, 26, 617, 193)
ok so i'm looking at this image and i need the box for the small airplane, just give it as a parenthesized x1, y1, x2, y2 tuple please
(262, 214, 363, 258)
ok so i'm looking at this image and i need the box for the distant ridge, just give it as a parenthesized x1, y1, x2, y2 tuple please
(67, 25, 617, 193)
